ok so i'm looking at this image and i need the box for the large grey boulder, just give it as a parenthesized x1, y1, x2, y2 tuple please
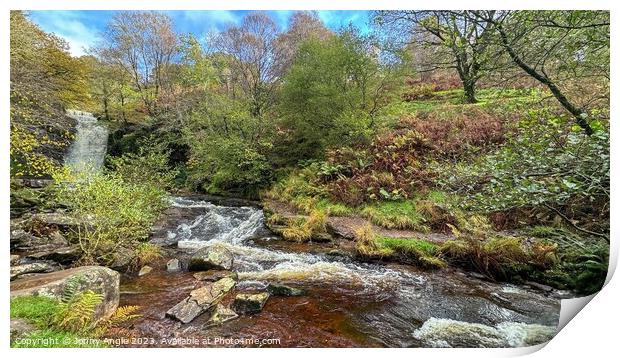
(232, 292, 270, 315)
(10, 262, 57, 281)
(166, 277, 236, 324)
(188, 244, 234, 271)
(10, 266, 120, 321)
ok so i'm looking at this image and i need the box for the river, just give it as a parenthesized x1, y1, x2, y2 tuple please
(118, 197, 561, 348)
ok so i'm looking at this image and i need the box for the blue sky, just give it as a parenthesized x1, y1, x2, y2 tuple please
(28, 10, 371, 57)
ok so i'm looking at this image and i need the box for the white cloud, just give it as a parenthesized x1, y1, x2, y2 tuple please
(29, 11, 102, 57)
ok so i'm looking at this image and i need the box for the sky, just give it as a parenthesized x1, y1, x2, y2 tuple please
(28, 10, 371, 57)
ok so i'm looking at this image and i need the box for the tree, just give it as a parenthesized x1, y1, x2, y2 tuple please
(279, 28, 403, 160)
(475, 10, 609, 135)
(96, 11, 178, 115)
(276, 11, 332, 73)
(212, 12, 284, 117)
(373, 10, 497, 103)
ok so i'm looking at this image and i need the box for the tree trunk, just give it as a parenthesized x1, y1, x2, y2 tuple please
(463, 79, 477, 104)
(494, 22, 594, 135)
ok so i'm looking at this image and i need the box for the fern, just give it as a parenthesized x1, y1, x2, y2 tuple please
(93, 305, 141, 337)
(60, 275, 86, 304)
(54, 290, 103, 333)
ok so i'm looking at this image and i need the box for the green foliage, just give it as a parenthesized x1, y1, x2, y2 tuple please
(279, 28, 403, 160)
(10, 11, 92, 178)
(361, 201, 426, 230)
(438, 110, 609, 234)
(10, 290, 140, 347)
(51, 168, 168, 265)
(183, 95, 275, 197)
(108, 136, 178, 190)
(376, 237, 447, 269)
(524, 226, 609, 294)
(131, 242, 163, 270)
(441, 221, 557, 280)
(10, 296, 60, 328)
(54, 290, 104, 333)
(281, 209, 328, 242)
(354, 224, 393, 258)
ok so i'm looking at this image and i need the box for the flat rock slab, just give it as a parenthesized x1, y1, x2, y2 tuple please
(10, 265, 120, 321)
(166, 277, 236, 324)
(204, 304, 239, 328)
(26, 246, 80, 265)
(10, 262, 57, 281)
(232, 292, 270, 315)
(193, 270, 238, 282)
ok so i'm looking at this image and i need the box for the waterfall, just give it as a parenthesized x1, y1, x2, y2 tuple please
(65, 110, 109, 172)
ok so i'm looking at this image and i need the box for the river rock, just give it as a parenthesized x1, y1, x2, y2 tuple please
(311, 232, 334, 243)
(10, 254, 21, 266)
(204, 304, 239, 328)
(27, 246, 80, 265)
(166, 259, 181, 272)
(166, 277, 236, 324)
(188, 244, 234, 271)
(232, 292, 270, 315)
(11, 229, 68, 252)
(193, 270, 238, 282)
(28, 212, 83, 234)
(266, 283, 305, 297)
(10, 262, 57, 280)
(109, 247, 135, 272)
(138, 265, 153, 276)
(10, 266, 120, 321)
(326, 220, 356, 240)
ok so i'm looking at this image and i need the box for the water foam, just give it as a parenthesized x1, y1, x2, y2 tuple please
(412, 317, 556, 348)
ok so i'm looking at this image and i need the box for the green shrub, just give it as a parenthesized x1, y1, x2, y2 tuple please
(51, 168, 168, 266)
(108, 137, 178, 190)
(131, 242, 163, 270)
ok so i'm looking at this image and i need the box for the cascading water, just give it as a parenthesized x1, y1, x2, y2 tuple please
(138, 197, 561, 347)
(65, 110, 109, 171)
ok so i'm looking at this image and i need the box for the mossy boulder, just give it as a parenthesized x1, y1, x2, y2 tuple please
(232, 292, 270, 315)
(266, 283, 305, 297)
